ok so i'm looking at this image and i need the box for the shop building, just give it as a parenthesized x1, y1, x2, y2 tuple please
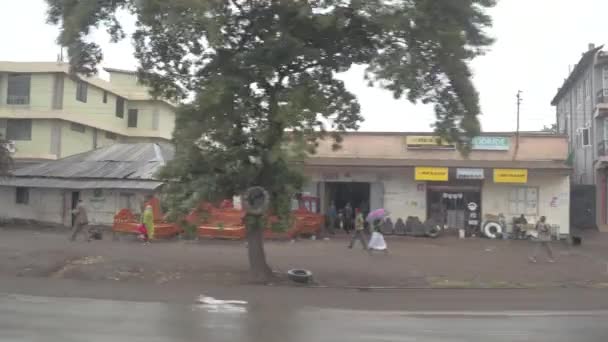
(303, 132, 571, 235)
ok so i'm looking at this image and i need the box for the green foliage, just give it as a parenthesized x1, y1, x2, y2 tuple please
(46, 0, 496, 271)
(0, 134, 12, 177)
(180, 220, 198, 240)
(542, 124, 557, 134)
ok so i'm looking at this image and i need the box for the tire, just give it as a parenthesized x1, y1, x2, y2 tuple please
(243, 187, 269, 216)
(287, 269, 313, 284)
(483, 221, 503, 239)
(425, 224, 441, 238)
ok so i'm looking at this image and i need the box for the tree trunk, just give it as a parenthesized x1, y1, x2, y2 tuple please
(246, 214, 273, 283)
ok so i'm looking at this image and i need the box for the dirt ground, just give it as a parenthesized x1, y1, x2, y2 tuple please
(1, 225, 607, 289)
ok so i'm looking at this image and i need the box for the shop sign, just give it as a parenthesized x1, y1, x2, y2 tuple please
(493, 169, 528, 183)
(415, 167, 449, 181)
(456, 168, 485, 180)
(472, 136, 510, 151)
(405, 136, 455, 149)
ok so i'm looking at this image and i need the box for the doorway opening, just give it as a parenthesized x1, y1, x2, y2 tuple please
(325, 182, 371, 214)
(71, 191, 80, 227)
(427, 185, 481, 229)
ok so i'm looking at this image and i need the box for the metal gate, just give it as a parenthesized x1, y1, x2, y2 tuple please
(570, 185, 596, 230)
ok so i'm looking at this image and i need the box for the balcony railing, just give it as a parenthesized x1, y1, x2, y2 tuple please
(597, 89, 608, 104)
(6, 95, 30, 105)
(599, 140, 608, 156)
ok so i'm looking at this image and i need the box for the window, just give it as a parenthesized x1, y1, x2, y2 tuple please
(76, 81, 88, 102)
(116, 97, 125, 118)
(128, 109, 138, 128)
(70, 123, 86, 133)
(103, 91, 108, 104)
(15, 187, 29, 205)
(582, 127, 591, 147)
(6, 74, 31, 105)
(509, 187, 538, 216)
(6, 119, 32, 141)
(105, 131, 117, 140)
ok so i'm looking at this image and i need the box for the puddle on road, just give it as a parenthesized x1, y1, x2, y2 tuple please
(194, 295, 248, 313)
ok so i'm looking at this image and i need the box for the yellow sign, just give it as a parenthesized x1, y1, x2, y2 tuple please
(493, 169, 528, 183)
(415, 167, 449, 181)
(406, 136, 454, 148)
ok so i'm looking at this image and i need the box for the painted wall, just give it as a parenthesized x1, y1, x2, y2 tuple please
(306, 167, 426, 221)
(0, 187, 65, 224)
(60, 120, 95, 157)
(0, 73, 54, 112)
(11, 119, 54, 159)
(62, 74, 127, 128)
(482, 172, 570, 234)
(313, 133, 569, 162)
(0, 186, 154, 226)
(0, 71, 176, 156)
(157, 103, 176, 139)
(80, 189, 151, 225)
(306, 166, 570, 235)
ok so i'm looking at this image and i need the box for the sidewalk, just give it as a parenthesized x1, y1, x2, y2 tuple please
(0, 226, 607, 288)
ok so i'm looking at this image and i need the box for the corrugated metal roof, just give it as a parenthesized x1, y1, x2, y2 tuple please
(13, 143, 174, 180)
(0, 178, 163, 190)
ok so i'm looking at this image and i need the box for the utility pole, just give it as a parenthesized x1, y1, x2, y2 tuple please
(516, 90, 522, 135)
(513, 90, 522, 161)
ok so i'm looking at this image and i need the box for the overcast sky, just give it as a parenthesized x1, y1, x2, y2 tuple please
(1, 0, 607, 132)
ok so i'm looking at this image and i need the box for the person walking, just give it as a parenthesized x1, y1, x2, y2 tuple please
(327, 202, 337, 235)
(344, 202, 353, 234)
(70, 200, 89, 242)
(143, 204, 155, 241)
(348, 209, 367, 250)
(529, 216, 555, 263)
(368, 219, 389, 254)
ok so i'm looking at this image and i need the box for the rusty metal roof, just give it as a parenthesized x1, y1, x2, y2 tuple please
(8, 143, 174, 189)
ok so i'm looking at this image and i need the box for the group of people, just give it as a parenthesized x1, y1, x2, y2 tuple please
(69, 200, 155, 243)
(327, 202, 388, 253)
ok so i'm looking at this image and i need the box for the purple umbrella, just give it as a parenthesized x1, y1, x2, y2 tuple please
(366, 208, 389, 223)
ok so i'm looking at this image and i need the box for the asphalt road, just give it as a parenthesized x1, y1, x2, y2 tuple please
(1, 293, 607, 342)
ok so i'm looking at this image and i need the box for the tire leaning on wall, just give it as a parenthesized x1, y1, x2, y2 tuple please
(482, 221, 503, 239)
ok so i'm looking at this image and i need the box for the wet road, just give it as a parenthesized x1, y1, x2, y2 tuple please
(1, 293, 607, 342)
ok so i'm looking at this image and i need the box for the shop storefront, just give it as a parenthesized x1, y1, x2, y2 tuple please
(304, 132, 571, 236)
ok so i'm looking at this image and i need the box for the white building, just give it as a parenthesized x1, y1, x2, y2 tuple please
(302, 132, 571, 235)
(0, 143, 171, 226)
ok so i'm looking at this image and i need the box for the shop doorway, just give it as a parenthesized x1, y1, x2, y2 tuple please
(325, 182, 371, 214)
(427, 185, 481, 229)
(70, 191, 80, 227)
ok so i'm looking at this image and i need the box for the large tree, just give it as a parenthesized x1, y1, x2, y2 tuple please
(47, 0, 495, 282)
(0, 134, 12, 176)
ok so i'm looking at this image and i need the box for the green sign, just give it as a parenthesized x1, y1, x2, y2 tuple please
(472, 136, 509, 151)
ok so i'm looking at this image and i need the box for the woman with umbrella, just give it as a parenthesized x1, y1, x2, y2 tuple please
(366, 209, 389, 254)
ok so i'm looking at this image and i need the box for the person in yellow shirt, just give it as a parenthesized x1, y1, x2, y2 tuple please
(142, 205, 155, 241)
(348, 208, 367, 250)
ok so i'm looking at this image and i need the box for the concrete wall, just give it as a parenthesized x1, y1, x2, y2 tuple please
(11, 119, 54, 159)
(0, 187, 65, 224)
(482, 172, 570, 234)
(63, 74, 127, 128)
(60, 120, 95, 157)
(0, 186, 154, 226)
(0, 70, 176, 160)
(306, 166, 570, 235)
(313, 133, 569, 162)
